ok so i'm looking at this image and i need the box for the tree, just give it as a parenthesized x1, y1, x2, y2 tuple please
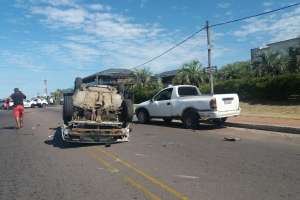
(253, 50, 288, 77)
(129, 68, 163, 103)
(50, 89, 63, 104)
(216, 61, 253, 80)
(173, 60, 208, 86)
(132, 68, 152, 87)
(287, 43, 300, 73)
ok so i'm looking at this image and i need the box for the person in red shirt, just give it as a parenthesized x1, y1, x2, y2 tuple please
(9, 88, 26, 129)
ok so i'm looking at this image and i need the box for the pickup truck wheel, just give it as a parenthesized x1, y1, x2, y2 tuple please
(137, 110, 149, 124)
(63, 94, 74, 125)
(182, 112, 199, 129)
(163, 118, 172, 123)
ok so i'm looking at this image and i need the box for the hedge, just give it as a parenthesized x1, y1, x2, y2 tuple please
(207, 73, 300, 101)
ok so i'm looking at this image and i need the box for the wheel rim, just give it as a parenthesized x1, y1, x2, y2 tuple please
(138, 112, 145, 122)
(185, 117, 192, 127)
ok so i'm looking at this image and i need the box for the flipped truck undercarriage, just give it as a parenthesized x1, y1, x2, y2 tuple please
(62, 79, 133, 144)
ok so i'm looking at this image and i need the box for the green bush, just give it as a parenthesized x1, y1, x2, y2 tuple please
(213, 73, 300, 101)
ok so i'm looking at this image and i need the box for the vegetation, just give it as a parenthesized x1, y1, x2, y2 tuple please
(127, 43, 300, 103)
(172, 60, 208, 85)
(128, 68, 163, 103)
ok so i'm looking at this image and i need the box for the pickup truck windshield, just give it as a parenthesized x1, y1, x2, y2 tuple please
(178, 87, 200, 97)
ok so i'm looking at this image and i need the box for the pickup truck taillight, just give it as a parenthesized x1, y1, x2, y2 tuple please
(210, 98, 217, 110)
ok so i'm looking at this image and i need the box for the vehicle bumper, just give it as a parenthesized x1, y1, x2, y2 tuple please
(61, 124, 130, 144)
(198, 109, 241, 119)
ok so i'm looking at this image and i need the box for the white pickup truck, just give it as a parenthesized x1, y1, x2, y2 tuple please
(135, 85, 240, 128)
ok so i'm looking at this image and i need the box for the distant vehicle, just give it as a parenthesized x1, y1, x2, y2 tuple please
(135, 85, 240, 128)
(29, 98, 48, 108)
(23, 100, 31, 108)
(2, 99, 13, 110)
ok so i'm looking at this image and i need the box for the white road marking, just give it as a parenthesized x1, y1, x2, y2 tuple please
(174, 175, 200, 179)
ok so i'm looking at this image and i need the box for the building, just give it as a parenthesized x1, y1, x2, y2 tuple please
(82, 68, 134, 85)
(156, 69, 178, 86)
(251, 37, 300, 63)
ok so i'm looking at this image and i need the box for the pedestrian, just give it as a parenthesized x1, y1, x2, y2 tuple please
(9, 88, 26, 129)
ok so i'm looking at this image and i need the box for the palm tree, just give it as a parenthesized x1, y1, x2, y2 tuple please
(132, 68, 152, 87)
(256, 50, 287, 76)
(173, 60, 208, 86)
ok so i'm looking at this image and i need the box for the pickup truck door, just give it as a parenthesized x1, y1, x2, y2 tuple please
(149, 88, 173, 117)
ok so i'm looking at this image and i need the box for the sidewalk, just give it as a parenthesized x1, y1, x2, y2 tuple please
(226, 115, 300, 134)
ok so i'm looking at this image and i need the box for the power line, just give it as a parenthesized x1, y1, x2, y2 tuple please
(210, 2, 300, 27)
(132, 2, 300, 69)
(132, 26, 206, 69)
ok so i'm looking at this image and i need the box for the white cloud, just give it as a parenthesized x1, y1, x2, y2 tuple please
(263, 2, 273, 7)
(31, 6, 86, 27)
(233, 7, 300, 42)
(86, 3, 111, 11)
(19, 1, 227, 72)
(217, 2, 230, 9)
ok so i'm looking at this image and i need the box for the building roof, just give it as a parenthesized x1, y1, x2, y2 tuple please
(82, 68, 134, 83)
(156, 69, 178, 78)
(267, 37, 300, 46)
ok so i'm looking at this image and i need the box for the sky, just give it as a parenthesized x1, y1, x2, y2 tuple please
(1, 0, 300, 98)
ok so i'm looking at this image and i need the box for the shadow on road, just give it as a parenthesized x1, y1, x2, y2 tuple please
(44, 128, 98, 149)
(133, 120, 225, 131)
(0, 126, 17, 130)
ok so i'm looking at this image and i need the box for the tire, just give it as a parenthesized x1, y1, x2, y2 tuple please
(136, 109, 149, 124)
(212, 118, 227, 127)
(163, 117, 172, 123)
(63, 93, 73, 125)
(120, 99, 134, 127)
(74, 77, 83, 91)
(182, 111, 199, 129)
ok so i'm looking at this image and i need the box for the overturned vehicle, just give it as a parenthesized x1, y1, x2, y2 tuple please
(61, 78, 133, 143)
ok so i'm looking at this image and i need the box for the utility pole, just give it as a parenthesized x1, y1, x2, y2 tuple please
(44, 80, 48, 97)
(206, 21, 214, 94)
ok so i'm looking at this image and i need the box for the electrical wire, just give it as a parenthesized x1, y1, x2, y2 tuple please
(210, 2, 300, 27)
(132, 2, 300, 68)
(132, 26, 207, 69)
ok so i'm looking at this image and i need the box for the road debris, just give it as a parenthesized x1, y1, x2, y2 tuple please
(224, 136, 241, 141)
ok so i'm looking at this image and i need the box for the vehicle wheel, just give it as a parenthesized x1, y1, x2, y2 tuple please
(212, 118, 227, 127)
(74, 77, 83, 90)
(31, 104, 35, 108)
(63, 93, 74, 125)
(120, 99, 134, 127)
(163, 117, 172, 123)
(136, 109, 149, 124)
(182, 111, 199, 129)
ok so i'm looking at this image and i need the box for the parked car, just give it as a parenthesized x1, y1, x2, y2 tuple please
(23, 100, 31, 108)
(29, 98, 48, 108)
(135, 85, 240, 128)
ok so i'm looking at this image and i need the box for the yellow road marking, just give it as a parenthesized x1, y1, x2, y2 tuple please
(97, 148, 189, 200)
(88, 150, 163, 200)
(88, 150, 119, 173)
(125, 176, 162, 200)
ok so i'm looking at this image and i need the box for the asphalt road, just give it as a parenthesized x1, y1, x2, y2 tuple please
(0, 107, 299, 200)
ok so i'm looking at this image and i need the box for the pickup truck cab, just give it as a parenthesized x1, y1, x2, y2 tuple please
(135, 85, 240, 128)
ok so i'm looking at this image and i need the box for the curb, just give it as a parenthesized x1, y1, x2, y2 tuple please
(225, 122, 300, 134)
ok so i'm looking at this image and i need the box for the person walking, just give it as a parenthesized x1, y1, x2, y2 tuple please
(9, 88, 26, 129)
